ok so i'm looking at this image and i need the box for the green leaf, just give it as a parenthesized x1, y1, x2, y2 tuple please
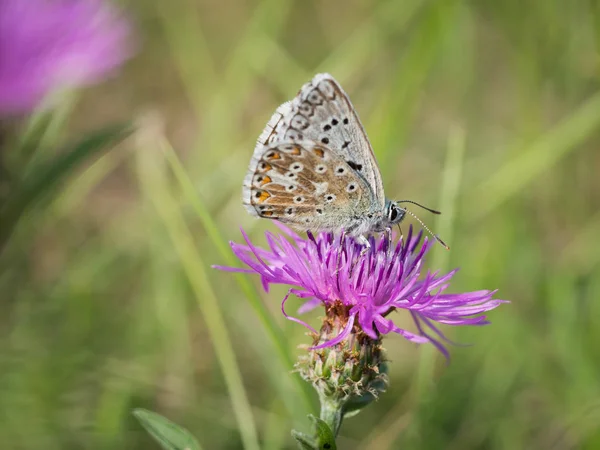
(0, 123, 133, 250)
(342, 392, 376, 419)
(291, 430, 318, 450)
(343, 362, 388, 418)
(292, 415, 337, 450)
(311, 416, 337, 450)
(133, 408, 203, 450)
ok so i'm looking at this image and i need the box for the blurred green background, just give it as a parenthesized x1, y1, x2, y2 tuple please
(2, 0, 600, 448)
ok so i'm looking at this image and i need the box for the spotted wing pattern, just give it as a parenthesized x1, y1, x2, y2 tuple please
(255, 73, 385, 209)
(242, 140, 374, 231)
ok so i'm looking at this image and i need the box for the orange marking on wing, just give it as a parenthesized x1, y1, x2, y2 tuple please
(258, 163, 272, 172)
(290, 146, 302, 155)
(255, 191, 271, 203)
(313, 147, 325, 158)
(266, 151, 281, 160)
(261, 211, 274, 217)
(259, 175, 272, 186)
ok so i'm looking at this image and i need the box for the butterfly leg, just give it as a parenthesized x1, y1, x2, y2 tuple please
(384, 227, 393, 256)
(332, 231, 347, 277)
(357, 234, 371, 256)
(397, 223, 404, 242)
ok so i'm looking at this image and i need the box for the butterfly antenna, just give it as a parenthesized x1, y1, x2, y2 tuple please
(403, 208, 450, 250)
(396, 200, 441, 215)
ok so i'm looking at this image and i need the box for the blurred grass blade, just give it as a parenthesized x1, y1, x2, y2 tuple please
(432, 127, 466, 271)
(154, 1, 217, 110)
(373, 0, 459, 171)
(259, 0, 421, 98)
(133, 408, 203, 450)
(410, 127, 467, 444)
(466, 91, 600, 220)
(162, 141, 314, 417)
(135, 119, 260, 450)
(20, 93, 77, 174)
(12, 110, 54, 170)
(10, 93, 75, 173)
(0, 123, 133, 249)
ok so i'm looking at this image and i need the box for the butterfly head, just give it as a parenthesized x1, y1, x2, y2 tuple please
(385, 200, 450, 250)
(383, 200, 407, 227)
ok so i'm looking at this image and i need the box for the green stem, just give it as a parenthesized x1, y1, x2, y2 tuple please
(319, 396, 344, 438)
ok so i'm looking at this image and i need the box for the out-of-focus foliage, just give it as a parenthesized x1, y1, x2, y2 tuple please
(1, 0, 600, 449)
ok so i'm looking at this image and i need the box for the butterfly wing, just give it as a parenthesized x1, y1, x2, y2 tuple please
(256, 73, 385, 209)
(243, 140, 375, 232)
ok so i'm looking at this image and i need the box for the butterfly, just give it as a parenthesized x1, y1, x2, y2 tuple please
(242, 73, 447, 248)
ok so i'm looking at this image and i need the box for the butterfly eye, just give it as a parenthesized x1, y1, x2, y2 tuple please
(389, 205, 402, 222)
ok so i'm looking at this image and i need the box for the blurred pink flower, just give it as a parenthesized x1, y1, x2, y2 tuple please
(0, 0, 134, 116)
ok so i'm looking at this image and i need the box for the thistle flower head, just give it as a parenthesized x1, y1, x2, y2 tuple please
(296, 300, 389, 424)
(0, 0, 134, 115)
(218, 225, 504, 358)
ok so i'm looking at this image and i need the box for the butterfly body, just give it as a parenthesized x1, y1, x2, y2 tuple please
(243, 73, 408, 236)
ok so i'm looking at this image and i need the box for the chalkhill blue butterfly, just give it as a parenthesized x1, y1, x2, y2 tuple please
(243, 73, 447, 248)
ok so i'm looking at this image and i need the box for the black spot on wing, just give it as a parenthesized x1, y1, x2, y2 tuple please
(347, 160, 363, 171)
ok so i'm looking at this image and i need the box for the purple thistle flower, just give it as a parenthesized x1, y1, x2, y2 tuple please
(0, 0, 134, 116)
(217, 225, 505, 358)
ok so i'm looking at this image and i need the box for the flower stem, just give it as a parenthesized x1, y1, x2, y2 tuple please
(319, 396, 344, 437)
